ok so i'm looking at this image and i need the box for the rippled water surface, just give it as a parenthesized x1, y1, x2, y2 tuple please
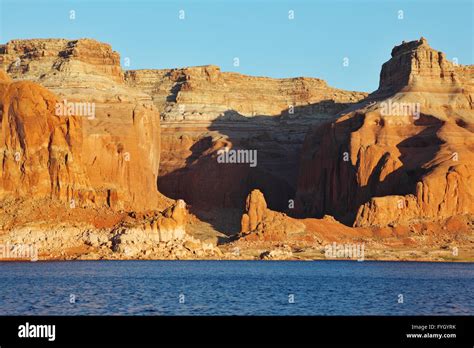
(0, 261, 472, 315)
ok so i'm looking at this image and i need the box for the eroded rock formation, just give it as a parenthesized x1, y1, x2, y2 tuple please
(296, 38, 474, 227)
(0, 69, 94, 204)
(125, 65, 366, 121)
(1, 38, 163, 211)
(0, 40, 197, 259)
(126, 64, 368, 211)
(1, 37, 472, 261)
(378, 37, 473, 95)
(1, 39, 368, 212)
(240, 189, 307, 241)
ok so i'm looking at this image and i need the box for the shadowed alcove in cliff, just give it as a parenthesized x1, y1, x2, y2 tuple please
(158, 99, 365, 240)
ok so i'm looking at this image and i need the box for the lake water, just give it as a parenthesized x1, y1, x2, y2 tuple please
(0, 261, 472, 315)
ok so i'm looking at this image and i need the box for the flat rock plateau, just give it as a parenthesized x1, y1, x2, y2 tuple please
(0, 37, 472, 261)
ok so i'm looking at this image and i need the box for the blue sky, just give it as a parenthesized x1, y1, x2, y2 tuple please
(0, 0, 472, 92)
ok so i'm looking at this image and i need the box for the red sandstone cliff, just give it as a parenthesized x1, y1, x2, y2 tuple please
(126, 65, 367, 211)
(1, 39, 368, 212)
(296, 38, 473, 227)
(1, 37, 472, 261)
(1, 39, 163, 211)
(0, 70, 94, 204)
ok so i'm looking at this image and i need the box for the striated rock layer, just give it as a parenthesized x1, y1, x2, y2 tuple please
(1, 39, 367, 212)
(296, 38, 473, 227)
(0, 67, 189, 233)
(0, 38, 124, 89)
(378, 37, 473, 95)
(1, 37, 473, 261)
(0, 40, 196, 260)
(126, 65, 367, 211)
(124, 65, 365, 121)
(1, 38, 163, 211)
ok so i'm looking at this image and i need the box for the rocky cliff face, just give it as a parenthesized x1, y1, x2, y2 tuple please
(0, 68, 210, 259)
(1, 39, 367, 213)
(125, 65, 367, 211)
(125, 65, 365, 120)
(1, 36, 472, 261)
(0, 38, 233, 259)
(377, 37, 473, 95)
(296, 38, 473, 227)
(0, 38, 162, 211)
(0, 38, 124, 88)
(0, 70, 95, 204)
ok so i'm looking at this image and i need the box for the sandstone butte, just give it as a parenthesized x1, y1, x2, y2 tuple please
(0, 37, 472, 261)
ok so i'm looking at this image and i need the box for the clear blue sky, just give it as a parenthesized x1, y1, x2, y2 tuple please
(0, 0, 472, 92)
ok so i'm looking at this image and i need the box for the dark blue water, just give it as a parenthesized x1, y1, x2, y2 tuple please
(0, 261, 472, 315)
